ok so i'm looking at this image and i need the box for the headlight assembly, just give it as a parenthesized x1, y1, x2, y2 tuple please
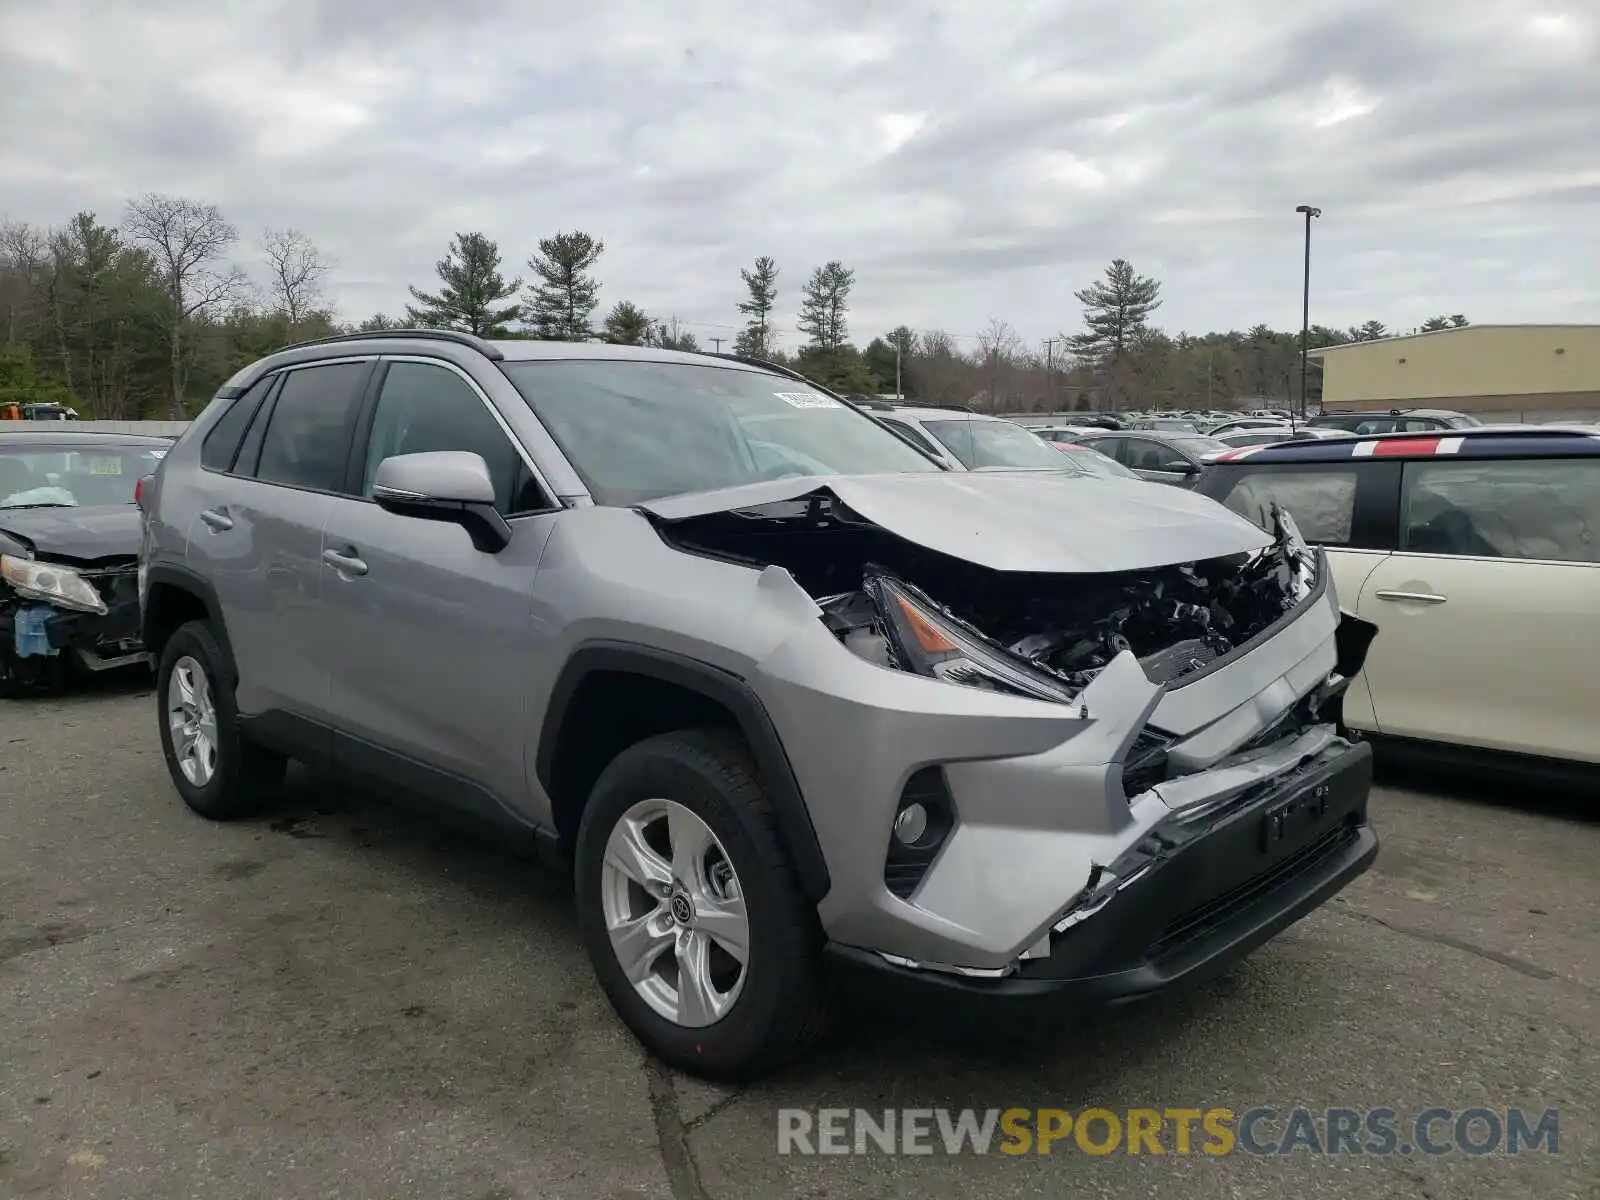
(864, 572, 1080, 705)
(0, 553, 108, 615)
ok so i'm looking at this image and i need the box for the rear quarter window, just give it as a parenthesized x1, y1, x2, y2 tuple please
(1217, 467, 1361, 545)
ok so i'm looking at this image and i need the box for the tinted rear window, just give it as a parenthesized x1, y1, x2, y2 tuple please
(201, 375, 274, 472)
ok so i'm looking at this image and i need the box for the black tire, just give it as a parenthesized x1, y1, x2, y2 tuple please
(155, 620, 285, 819)
(574, 729, 832, 1082)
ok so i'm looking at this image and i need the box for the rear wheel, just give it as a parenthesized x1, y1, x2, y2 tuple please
(574, 729, 831, 1082)
(156, 620, 285, 819)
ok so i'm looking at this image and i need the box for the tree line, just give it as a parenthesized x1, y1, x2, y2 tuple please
(0, 194, 1470, 418)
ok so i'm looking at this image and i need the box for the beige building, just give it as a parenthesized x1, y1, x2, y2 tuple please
(1308, 324, 1600, 422)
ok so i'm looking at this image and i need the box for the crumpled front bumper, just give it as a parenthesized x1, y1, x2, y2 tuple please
(829, 737, 1376, 1002)
(1, 565, 146, 674)
(752, 543, 1377, 982)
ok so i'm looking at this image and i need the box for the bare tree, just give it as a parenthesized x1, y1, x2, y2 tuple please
(0, 221, 49, 345)
(977, 318, 1022, 410)
(123, 194, 247, 415)
(262, 227, 333, 335)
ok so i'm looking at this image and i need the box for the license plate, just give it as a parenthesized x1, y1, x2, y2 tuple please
(88, 456, 123, 476)
(1260, 780, 1334, 852)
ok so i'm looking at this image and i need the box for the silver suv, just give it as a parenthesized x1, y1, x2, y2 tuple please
(138, 330, 1380, 1081)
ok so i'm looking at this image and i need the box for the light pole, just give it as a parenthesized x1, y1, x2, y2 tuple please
(1295, 204, 1321, 421)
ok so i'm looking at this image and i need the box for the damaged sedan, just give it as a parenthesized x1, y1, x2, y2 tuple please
(1, 431, 165, 695)
(141, 335, 1379, 1081)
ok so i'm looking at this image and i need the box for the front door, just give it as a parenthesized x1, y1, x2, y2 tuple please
(319, 358, 558, 817)
(1119, 436, 1198, 486)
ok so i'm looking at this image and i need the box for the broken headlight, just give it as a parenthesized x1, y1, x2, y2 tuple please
(0, 553, 108, 615)
(864, 573, 1079, 704)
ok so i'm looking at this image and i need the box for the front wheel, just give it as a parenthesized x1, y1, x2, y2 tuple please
(155, 620, 285, 819)
(574, 729, 831, 1082)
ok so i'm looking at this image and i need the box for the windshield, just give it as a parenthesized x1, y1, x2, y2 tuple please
(498, 360, 940, 504)
(921, 418, 1071, 470)
(0, 443, 166, 508)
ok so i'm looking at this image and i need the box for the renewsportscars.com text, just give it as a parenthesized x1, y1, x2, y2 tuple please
(776, 1106, 1560, 1157)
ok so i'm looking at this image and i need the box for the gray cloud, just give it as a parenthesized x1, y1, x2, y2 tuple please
(2, 0, 1596, 348)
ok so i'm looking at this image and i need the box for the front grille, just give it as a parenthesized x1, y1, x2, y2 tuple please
(1145, 819, 1360, 960)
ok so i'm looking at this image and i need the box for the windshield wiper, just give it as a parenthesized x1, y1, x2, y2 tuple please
(0, 502, 77, 510)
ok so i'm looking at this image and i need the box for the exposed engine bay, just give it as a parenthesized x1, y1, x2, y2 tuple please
(657, 489, 1318, 703)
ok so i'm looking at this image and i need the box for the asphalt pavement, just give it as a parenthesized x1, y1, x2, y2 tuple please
(1, 675, 1595, 1199)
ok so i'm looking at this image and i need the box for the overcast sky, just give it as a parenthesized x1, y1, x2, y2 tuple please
(2, 0, 1596, 352)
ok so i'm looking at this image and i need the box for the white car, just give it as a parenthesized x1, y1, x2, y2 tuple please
(1197, 427, 1600, 780)
(867, 407, 1090, 474)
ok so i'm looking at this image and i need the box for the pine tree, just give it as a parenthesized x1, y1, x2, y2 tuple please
(796, 261, 853, 351)
(524, 231, 604, 340)
(733, 255, 779, 358)
(404, 232, 522, 336)
(1068, 259, 1162, 361)
(603, 300, 652, 345)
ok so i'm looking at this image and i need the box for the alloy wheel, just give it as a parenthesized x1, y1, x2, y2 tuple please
(599, 798, 750, 1028)
(166, 655, 219, 786)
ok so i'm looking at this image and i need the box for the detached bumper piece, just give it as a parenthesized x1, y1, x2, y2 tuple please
(832, 739, 1376, 1003)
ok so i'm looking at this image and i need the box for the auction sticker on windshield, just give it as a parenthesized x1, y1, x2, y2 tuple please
(775, 392, 842, 409)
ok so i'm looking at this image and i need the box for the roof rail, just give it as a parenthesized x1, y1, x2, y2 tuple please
(276, 327, 506, 361)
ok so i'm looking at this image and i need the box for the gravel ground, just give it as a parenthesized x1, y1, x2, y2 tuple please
(2, 676, 1595, 1199)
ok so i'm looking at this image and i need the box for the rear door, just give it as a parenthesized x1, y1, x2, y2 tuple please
(187, 358, 374, 722)
(1354, 456, 1600, 762)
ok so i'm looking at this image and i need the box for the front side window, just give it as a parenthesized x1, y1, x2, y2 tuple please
(1401, 458, 1600, 563)
(252, 361, 370, 492)
(0, 443, 167, 509)
(1221, 468, 1360, 545)
(361, 362, 546, 515)
(499, 360, 939, 505)
(1122, 438, 1195, 474)
(921, 419, 1070, 470)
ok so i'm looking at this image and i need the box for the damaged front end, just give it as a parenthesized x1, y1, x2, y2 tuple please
(0, 551, 146, 694)
(650, 477, 1379, 986)
(817, 506, 1321, 710)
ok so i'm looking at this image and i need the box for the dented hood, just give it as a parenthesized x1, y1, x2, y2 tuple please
(639, 471, 1274, 573)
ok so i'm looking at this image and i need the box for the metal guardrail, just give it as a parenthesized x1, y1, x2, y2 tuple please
(0, 420, 191, 436)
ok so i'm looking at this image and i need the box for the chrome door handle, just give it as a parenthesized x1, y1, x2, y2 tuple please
(1374, 589, 1446, 604)
(322, 548, 368, 576)
(199, 508, 233, 532)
